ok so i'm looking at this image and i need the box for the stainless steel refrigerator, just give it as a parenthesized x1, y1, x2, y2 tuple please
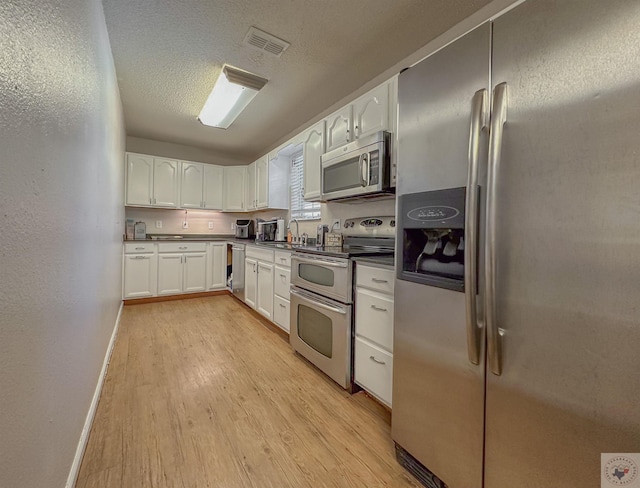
(392, 1, 640, 487)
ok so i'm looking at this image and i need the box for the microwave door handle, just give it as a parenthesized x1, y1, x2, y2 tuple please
(360, 153, 369, 187)
(290, 288, 347, 315)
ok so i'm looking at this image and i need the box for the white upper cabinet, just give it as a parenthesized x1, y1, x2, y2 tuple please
(180, 162, 204, 208)
(302, 120, 325, 201)
(152, 158, 179, 207)
(353, 82, 390, 140)
(125, 153, 179, 207)
(223, 166, 246, 211)
(180, 161, 224, 210)
(203, 164, 224, 210)
(126, 153, 154, 206)
(244, 162, 256, 211)
(325, 105, 353, 152)
(255, 156, 269, 209)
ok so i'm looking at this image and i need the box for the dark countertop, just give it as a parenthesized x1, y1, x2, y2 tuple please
(352, 255, 396, 268)
(124, 235, 300, 250)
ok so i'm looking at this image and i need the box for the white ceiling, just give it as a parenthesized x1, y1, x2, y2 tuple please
(102, 0, 492, 160)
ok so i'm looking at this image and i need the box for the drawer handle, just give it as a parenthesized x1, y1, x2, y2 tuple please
(371, 278, 388, 283)
(280, 257, 287, 261)
(279, 303, 286, 308)
(135, 247, 145, 250)
(370, 304, 387, 312)
(280, 273, 286, 278)
(179, 246, 187, 250)
(133, 256, 148, 260)
(369, 355, 386, 365)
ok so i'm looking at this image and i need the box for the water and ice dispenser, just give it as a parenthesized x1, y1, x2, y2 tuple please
(397, 187, 468, 292)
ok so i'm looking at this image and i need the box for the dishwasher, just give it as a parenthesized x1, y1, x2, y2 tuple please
(231, 243, 246, 301)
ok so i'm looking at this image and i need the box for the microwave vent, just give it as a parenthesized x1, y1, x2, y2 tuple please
(243, 27, 290, 57)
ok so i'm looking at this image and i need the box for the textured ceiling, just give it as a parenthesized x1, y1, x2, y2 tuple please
(102, 0, 492, 160)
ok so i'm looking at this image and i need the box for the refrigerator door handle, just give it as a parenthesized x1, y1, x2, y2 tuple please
(485, 82, 508, 376)
(464, 88, 488, 366)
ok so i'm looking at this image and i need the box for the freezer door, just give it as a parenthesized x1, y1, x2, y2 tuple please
(486, 1, 640, 487)
(392, 23, 490, 488)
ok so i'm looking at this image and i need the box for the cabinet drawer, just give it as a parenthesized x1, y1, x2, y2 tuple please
(273, 295, 290, 333)
(274, 265, 291, 299)
(246, 246, 274, 263)
(124, 242, 155, 254)
(274, 250, 291, 268)
(355, 288, 394, 351)
(356, 264, 394, 295)
(355, 337, 393, 407)
(158, 242, 207, 253)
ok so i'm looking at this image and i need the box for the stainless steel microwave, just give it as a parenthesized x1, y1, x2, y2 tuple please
(321, 131, 395, 201)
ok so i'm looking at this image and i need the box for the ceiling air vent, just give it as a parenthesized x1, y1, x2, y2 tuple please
(243, 26, 290, 58)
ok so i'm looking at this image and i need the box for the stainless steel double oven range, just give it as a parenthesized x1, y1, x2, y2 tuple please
(289, 217, 395, 390)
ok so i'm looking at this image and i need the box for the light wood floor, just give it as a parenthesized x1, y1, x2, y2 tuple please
(76, 295, 421, 488)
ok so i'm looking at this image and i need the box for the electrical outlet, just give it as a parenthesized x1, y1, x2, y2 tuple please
(331, 219, 341, 231)
(231, 223, 236, 230)
(182, 221, 189, 229)
(155, 220, 163, 229)
(208, 221, 214, 230)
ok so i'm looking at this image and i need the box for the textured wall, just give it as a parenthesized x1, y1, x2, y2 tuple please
(0, 0, 125, 486)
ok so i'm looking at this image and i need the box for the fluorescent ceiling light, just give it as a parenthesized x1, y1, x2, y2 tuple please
(198, 65, 268, 129)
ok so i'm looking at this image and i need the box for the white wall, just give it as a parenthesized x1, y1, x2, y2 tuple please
(0, 0, 125, 486)
(127, 136, 247, 166)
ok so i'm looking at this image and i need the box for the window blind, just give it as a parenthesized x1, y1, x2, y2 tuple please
(290, 151, 321, 220)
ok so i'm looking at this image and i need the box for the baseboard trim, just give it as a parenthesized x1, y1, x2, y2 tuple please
(65, 300, 124, 488)
(124, 289, 229, 305)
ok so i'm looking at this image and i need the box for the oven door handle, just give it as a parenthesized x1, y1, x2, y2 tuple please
(290, 288, 348, 315)
(292, 256, 348, 268)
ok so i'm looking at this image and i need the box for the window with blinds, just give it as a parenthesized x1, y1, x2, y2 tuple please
(290, 151, 321, 220)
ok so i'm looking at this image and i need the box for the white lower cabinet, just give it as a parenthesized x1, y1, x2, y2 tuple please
(273, 295, 290, 332)
(207, 242, 227, 290)
(244, 257, 258, 309)
(257, 261, 274, 320)
(157, 242, 207, 296)
(272, 250, 292, 332)
(354, 262, 395, 407)
(123, 251, 157, 299)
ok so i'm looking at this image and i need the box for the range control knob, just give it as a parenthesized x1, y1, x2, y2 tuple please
(344, 222, 349, 228)
(390, 220, 396, 227)
(350, 221, 355, 228)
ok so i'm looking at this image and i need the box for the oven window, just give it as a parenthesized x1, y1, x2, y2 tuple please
(323, 156, 362, 193)
(298, 305, 333, 358)
(299, 264, 335, 287)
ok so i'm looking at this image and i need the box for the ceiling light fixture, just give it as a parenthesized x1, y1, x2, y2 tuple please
(198, 65, 268, 129)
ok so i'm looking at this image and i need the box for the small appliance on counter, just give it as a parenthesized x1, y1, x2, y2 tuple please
(235, 219, 254, 239)
(125, 219, 135, 240)
(133, 221, 146, 240)
(256, 219, 287, 242)
(316, 224, 329, 247)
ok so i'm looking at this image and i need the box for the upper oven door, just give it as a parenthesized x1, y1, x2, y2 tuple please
(291, 253, 352, 303)
(321, 131, 389, 201)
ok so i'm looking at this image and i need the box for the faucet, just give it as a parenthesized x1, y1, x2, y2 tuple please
(288, 218, 299, 243)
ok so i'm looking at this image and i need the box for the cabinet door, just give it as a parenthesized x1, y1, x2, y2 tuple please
(273, 265, 290, 300)
(255, 156, 269, 209)
(257, 261, 274, 320)
(208, 243, 227, 290)
(180, 162, 204, 208)
(244, 162, 256, 211)
(244, 258, 257, 308)
(153, 158, 179, 207)
(302, 121, 325, 201)
(353, 83, 389, 140)
(183, 252, 207, 293)
(126, 153, 153, 206)
(157, 253, 183, 295)
(223, 166, 246, 211)
(325, 105, 353, 151)
(203, 164, 224, 210)
(123, 254, 157, 298)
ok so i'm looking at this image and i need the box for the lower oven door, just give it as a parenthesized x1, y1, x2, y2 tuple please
(289, 286, 352, 389)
